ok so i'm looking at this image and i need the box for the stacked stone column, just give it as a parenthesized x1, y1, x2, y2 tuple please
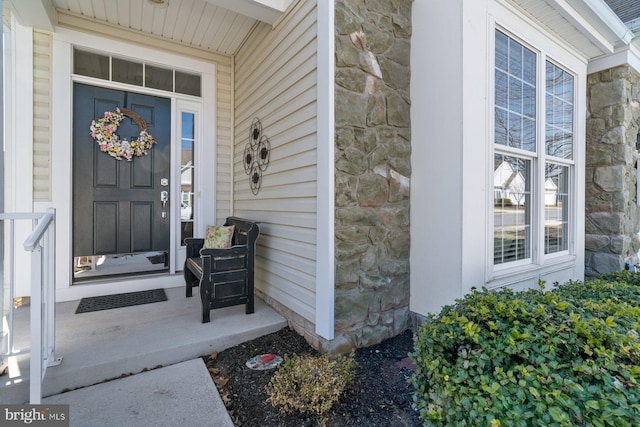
(323, 0, 412, 353)
(586, 65, 640, 277)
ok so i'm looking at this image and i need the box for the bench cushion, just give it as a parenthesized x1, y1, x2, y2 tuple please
(203, 225, 235, 249)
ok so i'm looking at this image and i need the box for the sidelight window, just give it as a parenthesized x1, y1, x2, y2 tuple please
(180, 112, 195, 244)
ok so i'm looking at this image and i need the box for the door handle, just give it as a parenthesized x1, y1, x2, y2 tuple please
(161, 191, 168, 218)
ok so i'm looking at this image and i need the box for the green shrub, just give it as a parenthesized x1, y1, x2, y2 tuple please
(266, 352, 355, 423)
(410, 279, 640, 426)
(597, 269, 640, 288)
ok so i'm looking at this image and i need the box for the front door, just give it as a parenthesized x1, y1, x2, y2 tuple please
(72, 83, 171, 279)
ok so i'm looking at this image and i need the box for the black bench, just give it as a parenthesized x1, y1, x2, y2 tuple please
(183, 217, 260, 323)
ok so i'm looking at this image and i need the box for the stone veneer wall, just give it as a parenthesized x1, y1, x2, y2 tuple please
(325, 0, 412, 353)
(585, 65, 640, 277)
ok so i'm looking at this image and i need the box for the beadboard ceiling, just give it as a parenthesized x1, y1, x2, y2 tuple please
(46, 0, 288, 55)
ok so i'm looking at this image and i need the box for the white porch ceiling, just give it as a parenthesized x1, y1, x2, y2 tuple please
(12, 0, 293, 56)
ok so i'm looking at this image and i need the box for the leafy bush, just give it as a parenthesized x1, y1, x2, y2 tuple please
(410, 279, 640, 426)
(266, 352, 355, 422)
(597, 269, 640, 288)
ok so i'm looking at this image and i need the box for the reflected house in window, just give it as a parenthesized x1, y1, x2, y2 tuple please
(493, 160, 560, 207)
(545, 178, 558, 206)
(494, 160, 526, 207)
(181, 161, 193, 220)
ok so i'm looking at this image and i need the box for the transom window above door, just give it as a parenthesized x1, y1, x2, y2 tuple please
(73, 48, 201, 97)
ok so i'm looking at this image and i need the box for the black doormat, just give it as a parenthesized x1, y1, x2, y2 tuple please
(75, 289, 168, 314)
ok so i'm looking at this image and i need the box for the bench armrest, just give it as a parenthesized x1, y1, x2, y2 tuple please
(184, 238, 204, 258)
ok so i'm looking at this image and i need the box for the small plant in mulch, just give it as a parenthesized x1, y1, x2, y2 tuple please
(266, 352, 356, 425)
(411, 277, 640, 427)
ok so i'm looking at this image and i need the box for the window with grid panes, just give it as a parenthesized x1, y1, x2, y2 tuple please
(493, 29, 574, 267)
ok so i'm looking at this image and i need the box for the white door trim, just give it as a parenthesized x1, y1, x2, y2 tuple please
(175, 99, 203, 270)
(49, 28, 216, 302)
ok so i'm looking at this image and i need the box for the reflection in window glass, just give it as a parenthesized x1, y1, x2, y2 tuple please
(71, 48, 202, 98)
(181, 112, 195, 244)
(494, 154, 531, 264)
(545, 61, 574, 159)
(545, 164, 569, 254)
(112, 57, 143, 86)
(494, 29, 574, 268)
(495, 31, 508, 71)
(175, 71, 201, 97)
(74, 49, 109, 80)
(494, 31, 536, 152)
(146, 65, 173, 92)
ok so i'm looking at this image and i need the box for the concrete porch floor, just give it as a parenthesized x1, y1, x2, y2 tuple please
(1, 286, 287, 404)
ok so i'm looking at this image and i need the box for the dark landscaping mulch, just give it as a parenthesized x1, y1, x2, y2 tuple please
(203, 327, 422, 427)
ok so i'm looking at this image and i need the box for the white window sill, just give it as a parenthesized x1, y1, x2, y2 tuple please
(487, 255, 577, 286)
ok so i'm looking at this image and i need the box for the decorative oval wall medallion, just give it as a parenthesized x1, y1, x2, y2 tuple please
(244, 118, 270, 195)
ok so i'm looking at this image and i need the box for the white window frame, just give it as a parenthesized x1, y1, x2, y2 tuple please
(175, 100, 201, 270)
(490, 24, 578, 277)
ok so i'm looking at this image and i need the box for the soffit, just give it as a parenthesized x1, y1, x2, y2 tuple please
(50, 0, 265, 55)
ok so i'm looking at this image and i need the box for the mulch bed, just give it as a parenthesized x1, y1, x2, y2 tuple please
(203, 327, 421, 426)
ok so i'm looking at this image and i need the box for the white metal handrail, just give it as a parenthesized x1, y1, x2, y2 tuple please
(1, 208, 60, 403)
(1, 212, 41, 362)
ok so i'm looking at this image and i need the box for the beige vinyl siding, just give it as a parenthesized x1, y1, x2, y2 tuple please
(234, 0, 318, 323)
(33, 30, 52, 202)
(216, 64, 233, 223)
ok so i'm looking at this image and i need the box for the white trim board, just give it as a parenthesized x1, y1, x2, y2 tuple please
(9, 17, 35, 297)
(314, 0, 334, 341)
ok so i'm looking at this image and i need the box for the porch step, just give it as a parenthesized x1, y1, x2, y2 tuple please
(43, 359, 233, 427)
(1, 286, 287, 404)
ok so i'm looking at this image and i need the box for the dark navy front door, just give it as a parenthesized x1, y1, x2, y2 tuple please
(72, 83, 171, 262)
